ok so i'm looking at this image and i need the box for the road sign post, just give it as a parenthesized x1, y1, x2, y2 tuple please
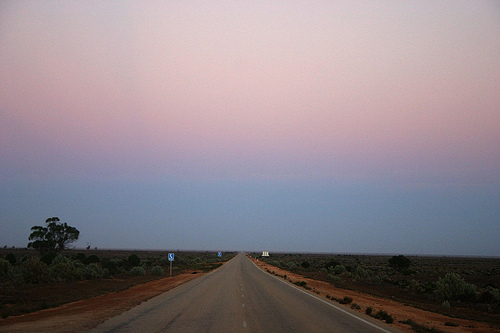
(168, 253, 174, 276)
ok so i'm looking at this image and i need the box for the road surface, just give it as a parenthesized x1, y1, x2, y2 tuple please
(90, 253, 400, 332)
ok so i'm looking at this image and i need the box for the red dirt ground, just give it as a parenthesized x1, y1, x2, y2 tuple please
(0, 272, 201, 333)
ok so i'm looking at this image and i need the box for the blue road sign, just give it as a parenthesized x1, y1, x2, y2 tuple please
(168, 253, 174, 261)
(217, 252, 222, 257)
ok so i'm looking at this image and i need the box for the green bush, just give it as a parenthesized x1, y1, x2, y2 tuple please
(49, 255, 83, 282)
(102, 260, 119, 275)
(73, 253, 86, 262)
(0, 258, 14, 281)
(478, 286, 500, 304)
(339, 296, 353, 304)
(365, 306, 373, 315)
(5, 253, 16, 265)
(130, 266, 146, 276)
(84, 255, 100, 265)
(400, 319, 444, 333)
(331, 276, 341, 282)
(294, 280, 307, 287)
(436, 273, 477, 301)
(159, 257, 170, 266)
(374, 310, 394, 323)
(40, 251, 57, 265)
(354, 266, 369, 280)
(151, 266, 165, 276)
(351, 303, 361, 310)
(324, 259, 340, 270)
(102, 268, 111, 279)
(334, 265, 346, 275)
(128, 254, 141, 267)
(441, 300, 451, 309)
(21, 257, 50, 284)
(83, 263, 103, 279)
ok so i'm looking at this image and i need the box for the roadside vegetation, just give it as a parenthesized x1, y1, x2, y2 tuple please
(0, 248, 234, 318)
(253, 253, 500, 327)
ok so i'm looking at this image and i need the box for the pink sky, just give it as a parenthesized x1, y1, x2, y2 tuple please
(1, 1, 500, 255)
(1, 1, 499, 184)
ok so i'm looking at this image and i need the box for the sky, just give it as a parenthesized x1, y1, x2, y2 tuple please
(1, 1, 499, 256)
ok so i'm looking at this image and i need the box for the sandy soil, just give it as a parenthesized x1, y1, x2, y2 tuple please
(250, 257, 499, 333)
(0, 257, 498, 333)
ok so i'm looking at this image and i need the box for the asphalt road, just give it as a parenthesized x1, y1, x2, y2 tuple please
(90, 253, 400, 332)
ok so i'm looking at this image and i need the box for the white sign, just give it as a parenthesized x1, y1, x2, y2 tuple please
(168, 253, 175, 261)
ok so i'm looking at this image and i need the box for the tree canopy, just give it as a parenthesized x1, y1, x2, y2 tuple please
(388, 255, 411, 270)
(28, 217, 80, 254)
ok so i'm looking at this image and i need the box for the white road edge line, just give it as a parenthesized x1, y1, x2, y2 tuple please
(249, 257, 392, 333)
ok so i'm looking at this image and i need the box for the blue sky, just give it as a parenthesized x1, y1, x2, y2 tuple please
(1, 1, 499, 255)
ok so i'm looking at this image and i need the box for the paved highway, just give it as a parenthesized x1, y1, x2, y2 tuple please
(90, 253, 400, 332)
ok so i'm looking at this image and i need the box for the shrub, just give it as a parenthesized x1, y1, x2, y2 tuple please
(436, 273, 477, 301)
(399, 319, 444, 333)
(40, 251, 57, 265)
(409, 279, 425, 294)
(330, 276, 341, 283)
(0, 258, 13, 281)
(128, 254, 141, 268)
(334, 265, 346, 275)
(151, 266, 165, 276)
(301, 261, 310, 269)
(159, 257, 170, 266)
(20, 257, 50, 284)
(365, 306, 373, 315)
(324, 259, 340, 270)
(5, 253, 16, 265)
(73, 253, 86, 262)
(49, 255, 83, 282)
(103, 260, 119, 275)
(478, 286, 500, 304)
(84, 255, 100, 265)
(351, 303, 361, 310)
(339, 296, 353, 304)
(441, 300, 451, 309)
(374, 310, 394, 323)
(102, 268, 111, 279)
(130, 266, 146, 276)
(354, 266, 369, 280)
(294, 281, 307, 287)
(83, 263, 103, 279)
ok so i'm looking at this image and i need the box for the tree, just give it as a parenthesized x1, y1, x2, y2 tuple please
(301, 260, 310, 269)
(28, 217, 80, 254)
(388, 255, 411, 270)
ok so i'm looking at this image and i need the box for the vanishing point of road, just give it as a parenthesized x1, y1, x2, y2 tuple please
(90, 253, 400, 332)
